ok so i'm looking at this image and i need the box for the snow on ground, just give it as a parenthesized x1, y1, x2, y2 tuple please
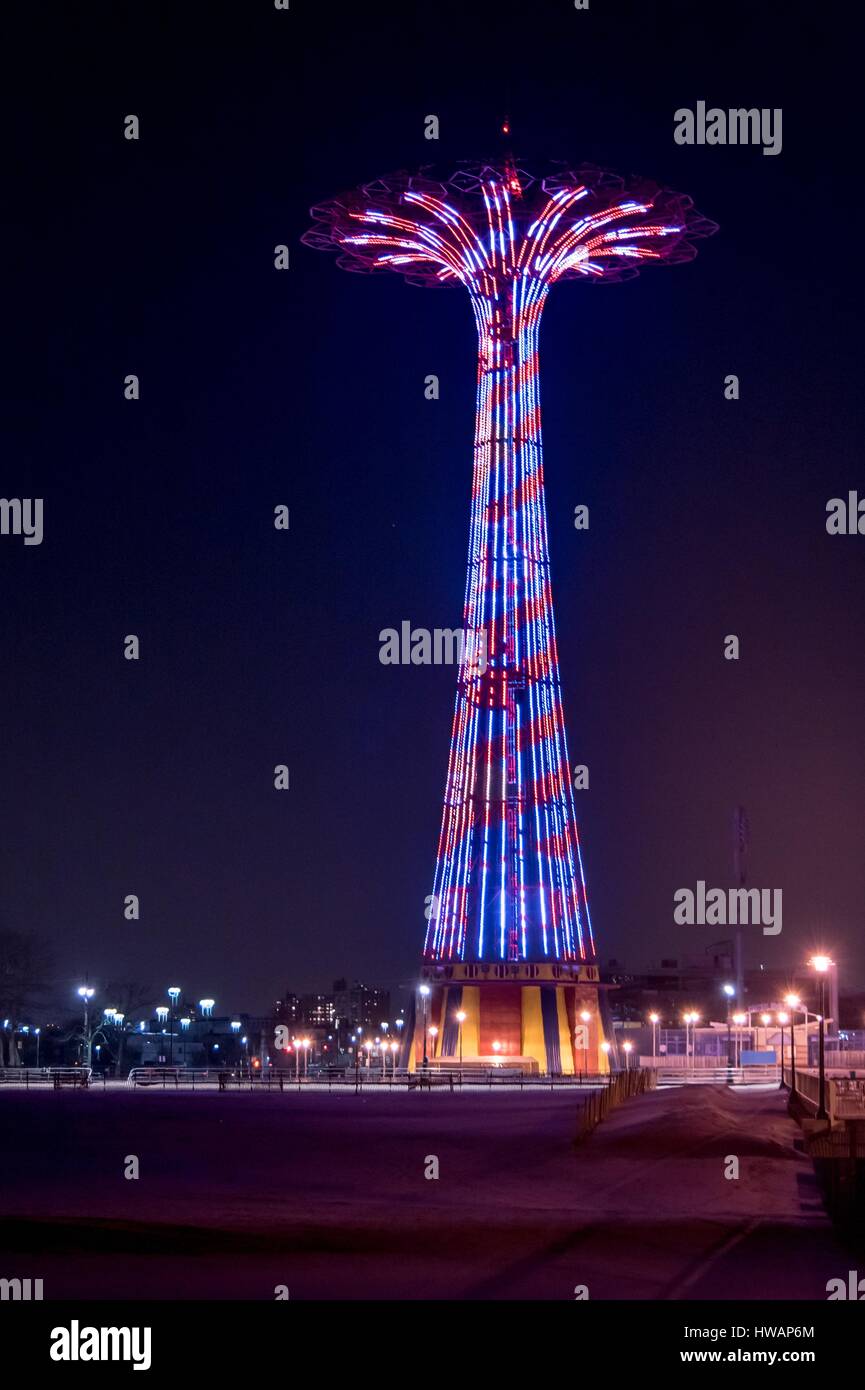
(0, 1084, 853, 1299)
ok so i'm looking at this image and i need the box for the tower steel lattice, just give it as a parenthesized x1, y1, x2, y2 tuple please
(304, 157, 715, 970)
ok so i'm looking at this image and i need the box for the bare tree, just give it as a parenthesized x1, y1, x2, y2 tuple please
(101, 979, 155, 1073)
(0, 930, 53, 1066)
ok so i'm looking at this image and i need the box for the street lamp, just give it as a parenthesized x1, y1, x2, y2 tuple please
(455, 1009, 467, 1066)
(777, 1011, 789, 1087)
(419, 985, 431, 1069)
(600, 1040, 612, 1080)
(732, 1012, 747, 1067)
(622, 1040, 634, 1071)
(683, 1011, 699, 1070)
(167, 987, 180, 1065)
(648, 1012, 659, 1063)
(428, 1024, 439, 1061)
(723, 984, 736, 1066)
(199, 998, 215, 1018)
(784, 992, 801, 1096)
(77, 986, 95, 1065)
(810, 955, 833, 1120)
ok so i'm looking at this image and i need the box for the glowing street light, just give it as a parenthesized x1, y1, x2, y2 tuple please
(419, 984, 431, 1068)
(455, 1009, 467, 1066)
(199, 999, 215, 1018)
(809, 955, 834, 1119)
(429, 1024, 439, 1061)
(648, 1012, 660, 1062)
(622, 1040, 634, 1071)
(783, 992, 802, 1095)
(76, 986, 95, 1066)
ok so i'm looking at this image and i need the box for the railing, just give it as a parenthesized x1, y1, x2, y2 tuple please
(124, 1066, 621, 1092)
(575, 1068, 657, 1140)
(783, 1065, 865, 1122)
(655, 1064, 779, 1086)
(0, 1067, 93, 1088)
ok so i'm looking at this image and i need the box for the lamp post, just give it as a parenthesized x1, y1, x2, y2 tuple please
(810, 956, 833, 1121)
(419, 985, 430, 1069)
(777, 1011, 789, 1088)
(77, 986, 95, 1066)
(35, 1028, 41, 1068)
(155, 1005, 169, 1062)
(600, 1039, 612, 1082)
(453, 1006, 467, 1067)
(428, 1025, 439, 1063)
(579, 1009, 591, 1065)
(732, 1012, 747, 1068)
(648, 1012, 659, 1064)
(622, 1040, 633, 1072)
(783, 992, 800, 1097)
(723, 984, 735, 1067)
(683, 1011, 699, 1072)
(167, 987, 180, 1065)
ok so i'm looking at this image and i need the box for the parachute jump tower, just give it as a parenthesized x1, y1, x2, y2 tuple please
(304, 142, 715, 1072)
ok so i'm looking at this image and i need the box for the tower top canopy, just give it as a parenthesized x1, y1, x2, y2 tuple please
(303, 158, 716, 291)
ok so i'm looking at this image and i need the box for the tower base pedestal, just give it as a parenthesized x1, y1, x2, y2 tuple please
(409, 962, 610, 1076)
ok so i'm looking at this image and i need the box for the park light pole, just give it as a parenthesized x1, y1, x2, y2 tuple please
(783, 992, 801, 1097)
(156, 1006, 169, 1061)
(455, 1009, 466, 1066)
(810, 955, 833, 1121)
(777, 1011, 789, 1088)
(723, 983, 736, 1066)
(428, 1025, 439, 1063)
(622, 1040, 633, 1071)
(77, 986, 95, 1066)
(648, 1012, 659, 1063)
(683, 1011, 699, 1072)
(732, 1013, 746, 1067)
(167, 987, 180, 1065)
(419, 985, 431, 1069)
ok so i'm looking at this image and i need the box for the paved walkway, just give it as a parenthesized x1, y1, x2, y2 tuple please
(0, 1084, 852, 1298)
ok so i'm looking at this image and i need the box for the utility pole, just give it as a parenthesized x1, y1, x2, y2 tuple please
(732, 806, 749, 1012)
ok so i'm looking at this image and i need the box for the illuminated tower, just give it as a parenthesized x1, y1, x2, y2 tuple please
(304, 153, 715, 1072)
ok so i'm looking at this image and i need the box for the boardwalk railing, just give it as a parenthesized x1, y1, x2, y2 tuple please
(125, 1066, 623, 1091)
(574, 1067, 656, 1141)
(655, 1064, 779, 1086)
(0, 1067, 93, 1088)
(783, 1065, 865, 1122)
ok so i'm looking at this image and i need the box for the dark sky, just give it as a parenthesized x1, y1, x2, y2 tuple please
(4, 0, 862, 1016)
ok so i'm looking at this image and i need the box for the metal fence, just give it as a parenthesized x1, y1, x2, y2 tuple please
(0, 1067, 93, 1088)
(574, 1067, 657, 1140)
(124, 1065, 622, 1092)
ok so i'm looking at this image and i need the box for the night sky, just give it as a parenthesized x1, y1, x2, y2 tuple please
(4, 1, 862, 1015)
